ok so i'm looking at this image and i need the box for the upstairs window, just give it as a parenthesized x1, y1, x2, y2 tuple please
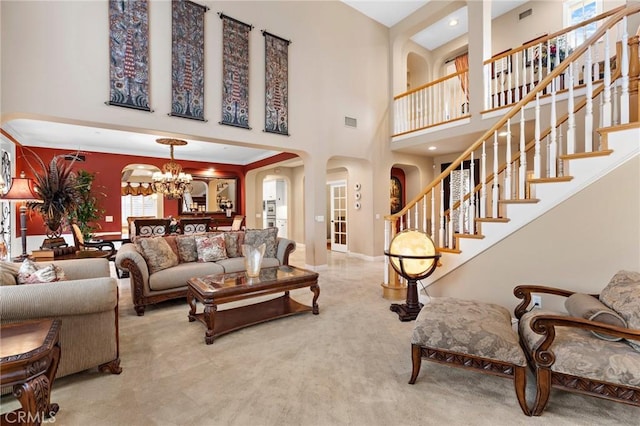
(564, 0, 602, 48)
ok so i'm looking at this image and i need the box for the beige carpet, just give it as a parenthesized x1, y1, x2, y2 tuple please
(1, 249, 637, 425)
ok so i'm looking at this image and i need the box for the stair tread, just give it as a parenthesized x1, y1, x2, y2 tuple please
(454, 233, 484, 239)
(559, 150, 613, 160)
(499, 198, 540, 204)
(529, 176, 573, 184)
(476, 217, 510, 223)
(438, 248, 461, 254)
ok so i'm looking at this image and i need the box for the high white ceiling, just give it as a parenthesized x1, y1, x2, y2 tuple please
(343, 0, 529, 50)
(3, 119, 279, 166)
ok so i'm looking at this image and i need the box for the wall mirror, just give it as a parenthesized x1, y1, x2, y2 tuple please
(181, 176, 237, 215)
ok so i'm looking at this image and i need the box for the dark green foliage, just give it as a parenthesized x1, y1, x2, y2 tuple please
(69, 169, 105, 241)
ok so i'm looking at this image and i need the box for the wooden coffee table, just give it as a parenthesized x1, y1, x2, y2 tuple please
(0, 319, 61, 425)
(187, 265, 320, 344)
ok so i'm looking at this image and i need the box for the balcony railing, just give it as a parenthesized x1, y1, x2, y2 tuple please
(392, 5, 626, 137)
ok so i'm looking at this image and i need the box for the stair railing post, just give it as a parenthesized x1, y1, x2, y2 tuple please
(628, 34, 639, 122)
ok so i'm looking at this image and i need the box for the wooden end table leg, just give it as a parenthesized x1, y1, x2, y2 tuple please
(13, 373, 58, 425)
(311, 284, 320, 314)
(187, 289, 197, 322)
(203, 299, 217, 345)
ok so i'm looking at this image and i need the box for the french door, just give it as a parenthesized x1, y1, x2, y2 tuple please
(329, 181, 347, 252)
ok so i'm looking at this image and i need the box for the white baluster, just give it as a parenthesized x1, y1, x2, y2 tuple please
(422, 194, 427, 233)
(585, 45, 593, 152)
(507, 56, 512, 105)
(558, 124, 564, 177)
(620, 16, 629, 124)
(430, 192, 435, 240)
(519, 109, 526, 199)
(458, 161, 464, 234)
(492, 131, 499, 218)
(534, 92, 541, 178)
(469, 152, 475, 235)
(602, 30, 612, 128)
(515, 52, 520, 102)
(499, 66, 505, 107)
(439, 183, 445, 247)
(567, 62, 576, 155)
(505, 120, 512, 199)
(481, 141, 487, 218)
(549, 80, 557, 178)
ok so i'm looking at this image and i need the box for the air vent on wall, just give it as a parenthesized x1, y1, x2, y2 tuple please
(344, 116, 357, 128)
(519, 8, 532, 20)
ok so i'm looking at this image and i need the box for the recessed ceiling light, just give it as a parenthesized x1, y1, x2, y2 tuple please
(428, 146, 437, 151)
(449, 19, 458, 27)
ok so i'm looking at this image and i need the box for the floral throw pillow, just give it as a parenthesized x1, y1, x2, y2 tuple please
(599, 270, 640, 351)
(224, 231, 245, 258)
(17, 259, 66, 284)
(176, 236, 198, 263)
(244, 227, 278, 258)
(195, 234, 228, 262)
(138, 237, 179, 274)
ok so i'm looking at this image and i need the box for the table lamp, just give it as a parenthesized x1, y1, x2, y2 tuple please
(0, 171, 42, 260)
(385, 229, 441, 321)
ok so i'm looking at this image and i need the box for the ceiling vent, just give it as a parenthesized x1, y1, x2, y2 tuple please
(344, 116, 357, 128)
(519, 8, 532, 20)
(63, 153, 86, 162)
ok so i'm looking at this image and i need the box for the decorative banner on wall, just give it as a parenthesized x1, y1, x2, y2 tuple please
(263, 31, 290, 136)
(171, 0, 207, 121)
(219, 13, 252, 129)
(108, 0, 151, 111)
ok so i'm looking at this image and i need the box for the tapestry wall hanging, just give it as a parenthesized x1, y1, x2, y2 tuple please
(171, 0, 207, 121)
(219, 14, 252, 129)
(108, 0, 150, 111)
(263, 31, 290, 135)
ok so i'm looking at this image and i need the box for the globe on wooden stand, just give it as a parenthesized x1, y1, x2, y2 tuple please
(385, 229, 441, 321)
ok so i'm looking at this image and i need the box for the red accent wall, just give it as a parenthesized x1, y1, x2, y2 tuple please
(14, 147, 245, 235)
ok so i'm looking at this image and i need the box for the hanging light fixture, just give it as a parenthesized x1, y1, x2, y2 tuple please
(151, 138, 193, 199)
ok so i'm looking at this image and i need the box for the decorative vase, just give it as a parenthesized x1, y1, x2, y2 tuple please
(242, 243, 265, 278)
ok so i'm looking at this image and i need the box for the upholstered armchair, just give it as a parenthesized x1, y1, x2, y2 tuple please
(514, 270, 640, 416)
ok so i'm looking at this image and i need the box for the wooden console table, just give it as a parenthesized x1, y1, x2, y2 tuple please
(0, 319, 61, 425)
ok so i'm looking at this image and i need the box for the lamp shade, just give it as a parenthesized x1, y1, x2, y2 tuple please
(387, 229, 439, 279)
(0, 172, 42, 202)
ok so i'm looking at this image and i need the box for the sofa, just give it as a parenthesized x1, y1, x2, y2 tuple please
(116, 228, 296, 316)
(0, 258, 121, 379)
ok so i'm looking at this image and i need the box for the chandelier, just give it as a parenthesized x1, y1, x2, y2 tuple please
(152, 138, 193, 199)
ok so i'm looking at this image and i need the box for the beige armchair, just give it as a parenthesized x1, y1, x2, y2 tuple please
(0, 258, 121, 379)
(514, 270, 640, 416)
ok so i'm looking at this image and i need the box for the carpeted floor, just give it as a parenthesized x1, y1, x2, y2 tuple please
(1, 248, 638, 425)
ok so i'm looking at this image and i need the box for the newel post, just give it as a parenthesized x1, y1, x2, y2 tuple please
(629, 35, 639, 122)
(381, 217, 405, 301)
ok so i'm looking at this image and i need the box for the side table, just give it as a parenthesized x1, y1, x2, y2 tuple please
(0, 319, 61, 425)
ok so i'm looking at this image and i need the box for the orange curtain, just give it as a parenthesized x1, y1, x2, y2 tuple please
(454, 53, 469, 101)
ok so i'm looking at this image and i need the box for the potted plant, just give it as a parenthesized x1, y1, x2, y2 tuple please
(68, 169, 105, 241)
(26, 154, 80, 246)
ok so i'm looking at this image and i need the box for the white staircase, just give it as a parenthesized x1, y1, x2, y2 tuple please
(423, 123, 640, 285)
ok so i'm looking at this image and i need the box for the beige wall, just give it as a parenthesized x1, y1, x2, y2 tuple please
(0, 0, 395, 266)
(428, 155, 640, 312)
